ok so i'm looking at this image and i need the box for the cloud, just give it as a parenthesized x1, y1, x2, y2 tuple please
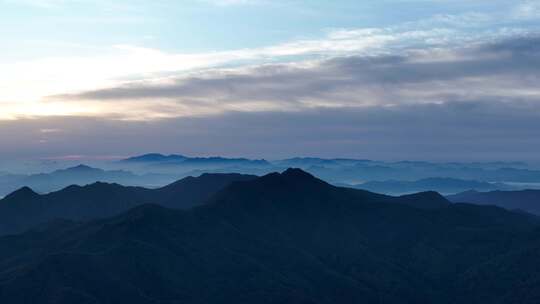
(55, 35, 540, 120)
(2, 4, 535, 119)
(2, 100, 540, 161)
(514, 0, 540, 20)
(15, 35, 535, 161)
(0, 27, 406, 112)
(1, 0, 539, 160)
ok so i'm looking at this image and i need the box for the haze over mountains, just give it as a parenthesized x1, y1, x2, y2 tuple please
(0, 168, 540, 303)
(120, 154, 540, 185)
(355, 178, 513, 195)
(0, 164, 178, 198)
(2, 153, 539, 199)
(3, 0, 540, 302)
(1, 154, 540, 302)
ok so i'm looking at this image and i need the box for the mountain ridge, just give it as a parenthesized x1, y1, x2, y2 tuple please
(447, 189, 540, 215)
(0, 169, 536, 303)
(355, 177, 513, 195)
(0, 172, 257, 235)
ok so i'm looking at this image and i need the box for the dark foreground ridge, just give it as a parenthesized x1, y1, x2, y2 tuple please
(0, 169, 538, 303)
(0, 168, 450, 235)
(0, 172, 257, 235)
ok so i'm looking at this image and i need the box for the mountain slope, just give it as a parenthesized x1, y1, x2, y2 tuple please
(356, 177, 512, 195)
(0, 164, 178, 197)
(447, 189, 540, 215)
(0, 169, 536, 303)
(0, 173, 256, 235)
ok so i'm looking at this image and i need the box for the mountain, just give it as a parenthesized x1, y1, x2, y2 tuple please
(178, 156, 269, 166)
(355, 177, 512, 195)
(0, 168, 536, 303)
(115, 154, 540, 187)
(0, 164, 179, 197)
(0, 172, 256, 235)
(447, 189, 540, 215)
(121, 153, 188, 163)
(274, 157, 372, 167)
(121, 153, 270, 167)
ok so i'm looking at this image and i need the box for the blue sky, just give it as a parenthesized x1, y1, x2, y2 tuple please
(0, 0, 540, 160)
(1, 0, 535, 61)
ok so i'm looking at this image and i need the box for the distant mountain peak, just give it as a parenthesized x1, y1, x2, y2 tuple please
(216, 169, 329, 199)
(282, 168, 317, 179)
(255, 168, 323, 186)
(70, 164, 96, 171)
(3, 186, 39, 201)
(281, 168, 314, 178)
(54, 164, 102, 174)
(86, 181, 124, 189)
(58, 182, 124, 194)
(122, 153, 187, 163)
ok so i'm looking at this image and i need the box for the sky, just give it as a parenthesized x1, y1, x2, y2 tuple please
(1, 0, 540, 161)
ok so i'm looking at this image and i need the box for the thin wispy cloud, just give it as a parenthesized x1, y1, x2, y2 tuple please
(0, 26, 446, 116)
(57, 35, 540, 117)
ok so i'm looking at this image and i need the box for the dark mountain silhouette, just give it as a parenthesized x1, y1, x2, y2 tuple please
(2, 186, 41, 202)
(356, 177, 512, 195)
(0, 168, 536, 303)
(0, 173, 256, 235)
(201, 168, 451, 213)
(447, 189, 540, 215)
(0, 164, 179, 197)
(122, 153, 188, 163)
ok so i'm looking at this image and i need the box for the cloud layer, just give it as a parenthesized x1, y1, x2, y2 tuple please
(3, 100, 540, 161)
(2, 1, 540, 160)
(59, 35, 540, 117)
(8, 35, 526, 161)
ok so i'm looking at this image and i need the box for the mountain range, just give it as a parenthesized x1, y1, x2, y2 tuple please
(448, 189, 540, 215)
(118, 153, 540, 185)
(3, 154, 540, 199)
(355, 177, 513, 195)
(0, 169, 538, 303)
(0, 172, 256, 235)
(0, 164, 179, 198)
(122, 153, 269, 167)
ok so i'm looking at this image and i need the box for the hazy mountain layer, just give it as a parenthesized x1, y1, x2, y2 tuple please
(355, 177, 512, 195)
(0, 165, 179, 198)
(118, 153, 540, 185)
(0, 169, 537, 303)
